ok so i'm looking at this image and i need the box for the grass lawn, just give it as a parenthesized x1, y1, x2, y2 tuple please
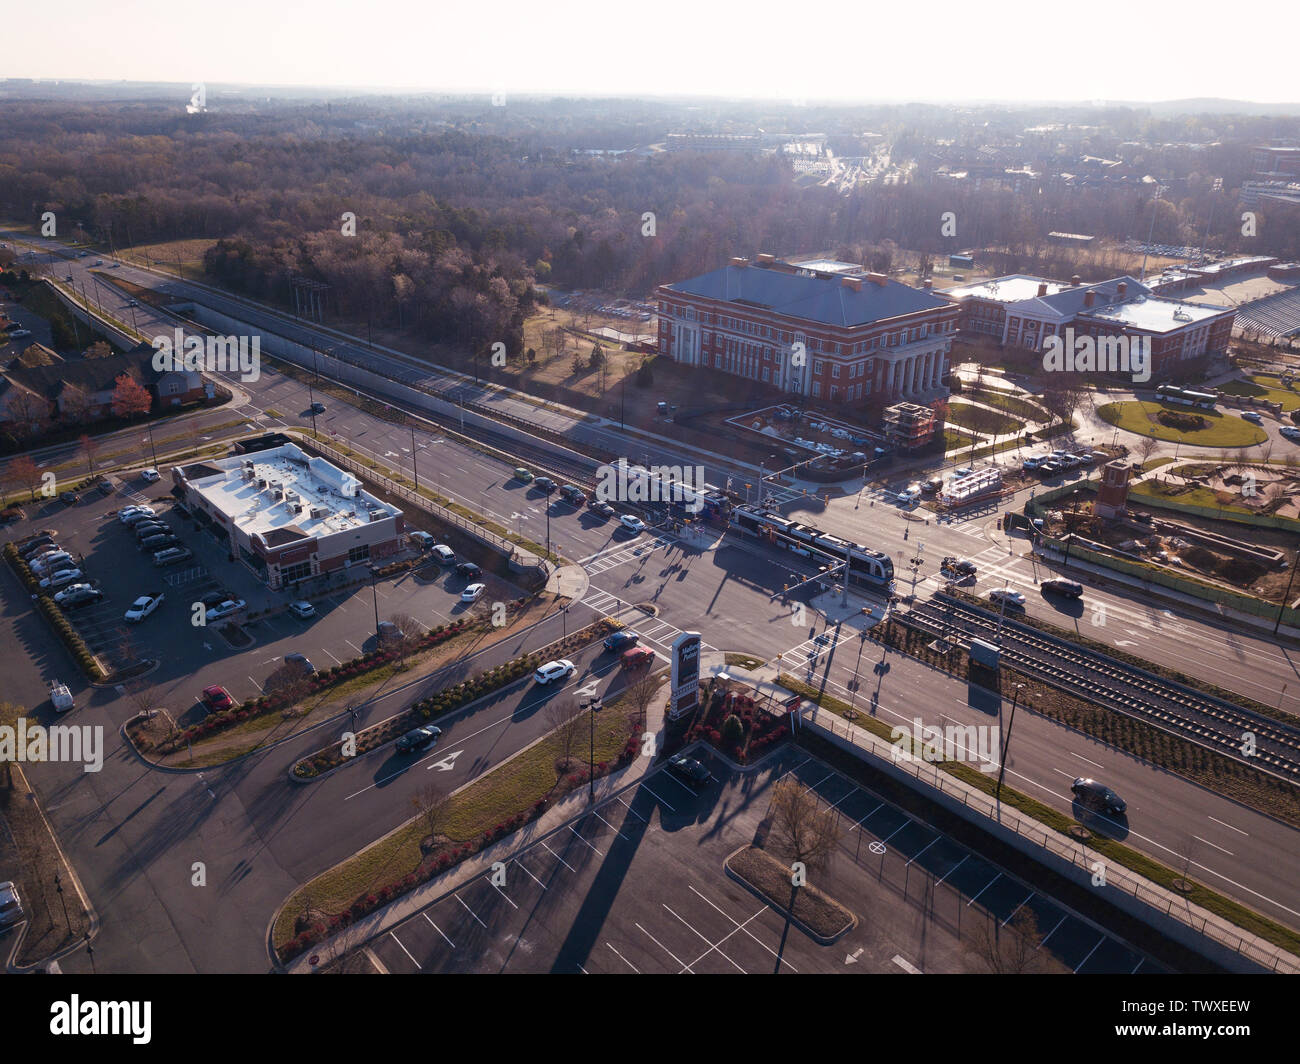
(965, 389, 1047, 422)
(1098, 401, 1267, 448)
(1218, 375, 1300, 412)
(945, 402, 1022, 435)
(271, 697, 638, 948)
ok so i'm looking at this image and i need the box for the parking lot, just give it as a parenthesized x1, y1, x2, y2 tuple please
(369, 749, 1164, 974)
(10, 470, 522, 712)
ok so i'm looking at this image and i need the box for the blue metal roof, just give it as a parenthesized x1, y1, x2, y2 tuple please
(664, 265, 951, 329)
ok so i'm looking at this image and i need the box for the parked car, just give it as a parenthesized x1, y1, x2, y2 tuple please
(0, 882, 23, 928)
(124, 592, 165, 622)
(287, 600, 316, 619)
(377, 620, 404, 643)
(31, 551, 74, 575)
(559, 485, 586, 505)
(59, 490, 80, 505)
(49, 680, 75, 713)
(987, 587, 1026, 608)
(39, 568, 83, 591)
(534, 659, 575, 685)
(53, 584, 102, 609)
(513, 467, 534, 482)
(456, 562, 482, 579)
(152, 546, 193, 566)
(897, 483, 922, 503)
(1242, 411, 1263, 424)
(460, 582, 485, 602)
(141, 468, 161, 483)
(119, 506, 156, 525)
(533, 476, 558, 494)
(201, 685, 234, 712)
(588, 500, 616, 519)
(205, 599, 247, 622)
(923, 476, 944, 494)
(138, 534, 180, 552)
(285, 652, 315, 674)
(95, 477, 114, 495)
(431, 544, 455, 564)
(667, 754, 710, 785)
(1041, 578, 1084, 599)
(1021, 457, 1043, 471)
(621, 646, 655, 669)
(19, 536, 57, 559)
(603, 630, 638, 651)
(410, 531, 436, 551)
(1279, 425, 1300, 442)
(619, 514, 645, 534)
(396, 725, 442, 753)
(133, 521, 170, 540)
(1071, 777, 1127, 815)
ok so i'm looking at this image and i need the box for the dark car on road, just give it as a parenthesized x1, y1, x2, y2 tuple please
(533, 476, 558, 494)
(396, 726, 442, 753)
(667, 754, 710, 786)
(1041, 578, 1084, 598)
(59, 491, 80, 505)
(588, 500, 615, 519)
(559, 484, 586, 505)
(1072, 777, 1126, 815)
(603, 630, 638, 652)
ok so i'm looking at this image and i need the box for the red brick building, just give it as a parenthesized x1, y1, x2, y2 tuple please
(656, 255, 960, 404)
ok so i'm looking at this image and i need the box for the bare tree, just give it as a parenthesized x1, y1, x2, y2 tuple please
(265, 661, 313, 708)
(543, 699, 585, 780)
(123, 678, 158, 720)
(965, 907, 1051, 973)
(1172, 831, 1198, 894)
(410, 782, 451, 851)
(7, 455, 43, 501)
(1134, 436, 1159, 471)
(386, 612, 421, 666)
(767, 776, 841, 875)
(621, 669, 662, 731)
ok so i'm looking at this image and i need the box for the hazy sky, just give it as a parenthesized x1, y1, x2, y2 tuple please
(10, 0, 1299, 104)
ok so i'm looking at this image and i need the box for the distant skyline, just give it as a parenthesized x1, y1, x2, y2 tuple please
(7, 0, 1299, 107)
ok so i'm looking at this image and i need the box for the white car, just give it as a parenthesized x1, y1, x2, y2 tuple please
(53, 583, 100, 605)
(288, 600, 316, 619)
(1241, 412, 1263, 424)
(461, 582, 486, 602)
(1279, 425, 1300, 442)
(898, 483, 922, 503)
(40, 569, 84, 591)
(125, 593, 164, 622)
(0, 882, 22, 929)
(431, 544, 455, 564)
(30, 551, 73, 575)
(119, 506, 156, 524)
(619, 514, 645, 534)
(141, 468, 161, 483)
(534, 659, 576, 685)
(988, 587, 1026, 608)
(205, 598, 247, 622)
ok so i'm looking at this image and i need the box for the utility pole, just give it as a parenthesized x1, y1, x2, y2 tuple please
(410, 423, 420, 493)
(995, 683, 1025, 800)
(1275, 561, 1297, 636)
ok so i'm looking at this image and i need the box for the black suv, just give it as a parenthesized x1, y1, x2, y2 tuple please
(559, 484, 586, 505)
(139, 533, 180, 552)
(456, 561, 482, 579)
(533, 476, 557, 494)
(1041, 578, 1084, 598)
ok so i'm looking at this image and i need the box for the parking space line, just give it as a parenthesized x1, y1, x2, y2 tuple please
(345, 639, 364, 656)
(905, 838, 939, 866)
(540, 840, 577, 873)
(1038, 914, 1068, 946)
(615, 794, 647, 822)
(638, 781, 676, 812)
(879, 821, 911, 844)
(1074, 935, 1106, 973)
(513, 859, 548, 891)
(822, 785, 859, 812)
(491, 883, 519, 909)
(847, 801, 885, 833)
(636, 923, 692, 972)
(966, 872, 1002, 907)
(592, 811, 629, 839)
(663, 904, 745, 973)
(681, 905, 769, 974)
(1001, 891, 1035, 926)
(606, 942, 640, 973)
(455, 894, 487, 927)
(422, 913, 455, 948)
(569, 824, 603, 855)
(388, 931, 421, 969)
(659, 771, 696, 796)
(1131, 957, 1145, 975)
(686, 886, 798, 972)
(935, 855, 968, 884)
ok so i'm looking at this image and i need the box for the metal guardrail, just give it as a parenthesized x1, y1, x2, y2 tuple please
(799, 705, 1300, 974)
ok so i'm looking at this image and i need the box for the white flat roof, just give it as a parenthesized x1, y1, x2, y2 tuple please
(942, 275, 1071, 303)
(1080, 295, 1226, 333)
(185, 444, 399, 541)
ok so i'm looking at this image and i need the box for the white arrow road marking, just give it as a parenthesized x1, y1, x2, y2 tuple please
(845, 948, 863, 965)
(1113, 640, 1139, 647)
(428, 750, 463, 772)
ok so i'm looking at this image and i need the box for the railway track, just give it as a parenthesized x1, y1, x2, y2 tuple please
(901, 595, 1300, 782)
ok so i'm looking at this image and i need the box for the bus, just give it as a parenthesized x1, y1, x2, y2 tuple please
(1156, 384, 1217, 410)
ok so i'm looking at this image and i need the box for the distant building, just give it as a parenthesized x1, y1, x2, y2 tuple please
(172, 442, 405, 590)
(656, 254, 958, 404)
(1250, 146, 1300, 179)
(941, 275, 1236, 379)
(1047, 231, 1095, 246)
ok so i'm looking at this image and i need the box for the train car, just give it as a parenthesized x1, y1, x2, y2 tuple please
(729, 505, 894, 590)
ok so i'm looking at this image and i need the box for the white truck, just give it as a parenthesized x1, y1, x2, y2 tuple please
(49, 680, 74, 713)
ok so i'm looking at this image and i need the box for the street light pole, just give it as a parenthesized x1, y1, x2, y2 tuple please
(370, 568, 380, 641)
(1274, 560, 1298, 636)
(996, 683, 1025, 800)
(411, 424, 420, 493)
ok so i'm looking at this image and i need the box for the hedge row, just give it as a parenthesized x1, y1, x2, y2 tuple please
(4, 543, 105, 681)
(280, 728, 642, 962)
(159, 618, 474, 753)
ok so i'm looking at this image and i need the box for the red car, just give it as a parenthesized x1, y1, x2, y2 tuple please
(621, 647, 655, 669)
(201, 685, 234, 712)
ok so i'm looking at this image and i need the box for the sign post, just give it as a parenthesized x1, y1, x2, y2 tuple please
(668, 631, 702, 720)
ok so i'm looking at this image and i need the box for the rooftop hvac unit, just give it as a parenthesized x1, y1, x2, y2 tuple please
(273, 489, 284, 501)
(294, 504, 304, 514)
(368, 508, 387, 521)
(257, 478, 268, 489)
(242, 468, 254, 481)
(311, 507, 327, 519)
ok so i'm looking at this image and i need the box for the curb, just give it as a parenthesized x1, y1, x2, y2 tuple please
(722, 845, 857, 946)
